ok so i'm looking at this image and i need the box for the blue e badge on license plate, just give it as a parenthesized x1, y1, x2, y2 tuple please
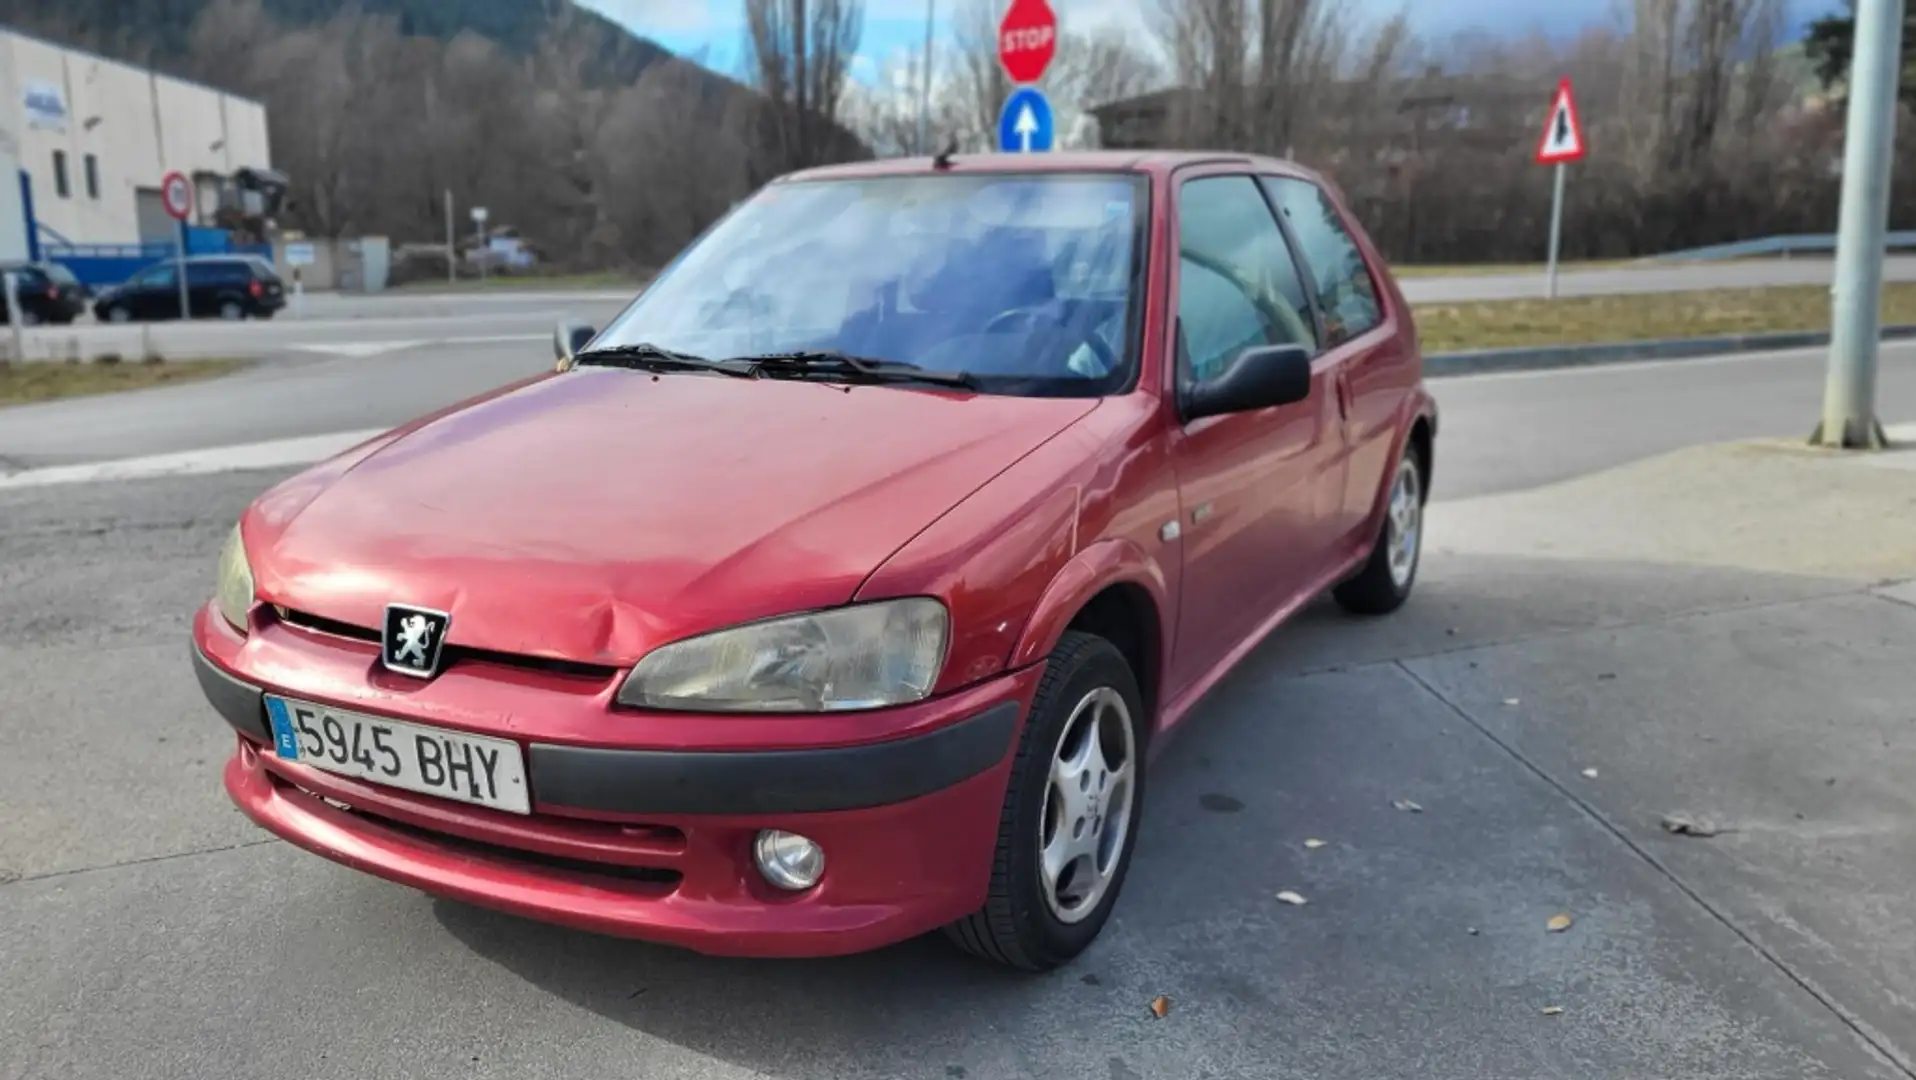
(264, 697, 302, 758)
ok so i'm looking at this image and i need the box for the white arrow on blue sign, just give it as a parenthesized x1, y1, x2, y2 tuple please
(998, 87, 1055, 153)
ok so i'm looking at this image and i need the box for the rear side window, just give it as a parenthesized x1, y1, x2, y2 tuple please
(1174, 175, 1316, 385)
(1259, 177, 1382, 347)
(43, 263, 80, 286)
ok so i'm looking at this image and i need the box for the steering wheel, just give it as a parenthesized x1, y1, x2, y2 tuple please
(982, 304, 1121, 377)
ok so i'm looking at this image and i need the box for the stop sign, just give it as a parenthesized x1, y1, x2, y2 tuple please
(998, 0, 1057, 85)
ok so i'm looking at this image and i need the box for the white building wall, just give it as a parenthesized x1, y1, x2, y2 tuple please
(0, 27, 272, 249)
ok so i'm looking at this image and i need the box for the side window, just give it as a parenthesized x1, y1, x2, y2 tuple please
(1175, 176, 1316, 387)
(1260, 177, 1382, 347)
(131, 266, 176, 289)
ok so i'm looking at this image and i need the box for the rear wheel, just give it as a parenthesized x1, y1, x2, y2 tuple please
(944, 631, 1146, 972)
(218, 300, 245, 321)
(1332, 444, 1425, 616)
(19, 309, 41, 327)
(105, 305, 131, 324)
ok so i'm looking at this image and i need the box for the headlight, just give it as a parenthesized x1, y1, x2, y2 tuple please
(215, 523, 256, 632)
(616, 598, 949, 713)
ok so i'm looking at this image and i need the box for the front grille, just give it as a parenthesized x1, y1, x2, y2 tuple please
(275, 606, 619, 681)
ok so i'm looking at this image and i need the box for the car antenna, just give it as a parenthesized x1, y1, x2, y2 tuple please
(931, 136, 960, 171)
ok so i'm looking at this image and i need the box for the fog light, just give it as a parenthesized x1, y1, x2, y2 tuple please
(754, 829, 825, 891)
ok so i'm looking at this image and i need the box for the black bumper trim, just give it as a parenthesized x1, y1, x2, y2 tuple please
(529, 701, 1023, 816)
(191, 645, 272, 743)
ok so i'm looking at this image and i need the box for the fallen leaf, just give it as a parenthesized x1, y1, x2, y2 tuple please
(1581, 767, 1599, 779)
(1148, 995, 1171, 1018)
(1660, 813, 1720, 838)
(1503, 697, 1520, 706)
(1391, 798, 1424, 813)
(1303, 838, 1327, 849)
(1546, 913, 1573, 933)
(1276, 890, 1308, 906)
(1467, 927, 1480, 936)
(1541, 1005, 1564, 1016)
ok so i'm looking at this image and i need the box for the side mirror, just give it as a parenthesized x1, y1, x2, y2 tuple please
(552, 319, 596, 371)
(1183, 344, 1314, 422)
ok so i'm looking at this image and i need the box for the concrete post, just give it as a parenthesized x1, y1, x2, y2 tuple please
(1814, 0, 1904, 449)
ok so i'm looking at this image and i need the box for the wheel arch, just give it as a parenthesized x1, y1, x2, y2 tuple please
(1009, 538, 1169, 735)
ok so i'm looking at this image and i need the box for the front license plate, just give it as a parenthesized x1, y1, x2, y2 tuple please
(263, 696, 531, 815)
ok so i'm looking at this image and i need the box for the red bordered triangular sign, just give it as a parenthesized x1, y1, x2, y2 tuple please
(1535, 78, 1586, 165)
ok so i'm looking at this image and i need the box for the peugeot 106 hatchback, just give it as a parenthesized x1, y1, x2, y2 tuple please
(192, 150, 1438, 972)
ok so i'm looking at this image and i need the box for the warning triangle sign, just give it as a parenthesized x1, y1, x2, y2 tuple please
(1535, 78, 1586, 165)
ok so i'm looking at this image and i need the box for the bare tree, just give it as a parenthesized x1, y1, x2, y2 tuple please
(742, 0, 867, 172)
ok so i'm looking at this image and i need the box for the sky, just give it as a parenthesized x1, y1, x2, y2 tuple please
(579, 0, 1842, 86)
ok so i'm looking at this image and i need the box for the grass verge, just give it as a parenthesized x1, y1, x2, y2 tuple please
(1412, 282, 1916, 353)
(0, 356, 250, 407)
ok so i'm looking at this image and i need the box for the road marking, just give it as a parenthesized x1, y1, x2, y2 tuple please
(0, 428, 388, 490)
(287, 341, 427, 358)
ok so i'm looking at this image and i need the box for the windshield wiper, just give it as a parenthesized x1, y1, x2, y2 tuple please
(572, 343, 758, 379)
(732, 350, 976, 389)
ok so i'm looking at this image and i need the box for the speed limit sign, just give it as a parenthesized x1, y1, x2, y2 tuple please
(160, 170, 193, 221)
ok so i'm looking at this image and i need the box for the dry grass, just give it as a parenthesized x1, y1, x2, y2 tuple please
(0, 356, 250, 406)
(1411, 283, 1916, 353)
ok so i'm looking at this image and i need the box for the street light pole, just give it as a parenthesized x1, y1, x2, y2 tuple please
(1814, 0, 1904, 449)
(918, 0, 936, 155)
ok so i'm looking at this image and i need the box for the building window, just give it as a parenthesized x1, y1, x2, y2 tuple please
(84, 154, 100, 200)
(52, 151, 70, 198)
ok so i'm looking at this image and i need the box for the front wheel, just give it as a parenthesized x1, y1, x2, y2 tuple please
(1332, 443, 1425, 616)
(104, 305, 132, 324)
(944, 631, 1146, 972)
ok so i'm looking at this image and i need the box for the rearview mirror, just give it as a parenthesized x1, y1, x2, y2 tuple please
(1183, 344, 1313, 422)
(552, 319, 596, 371)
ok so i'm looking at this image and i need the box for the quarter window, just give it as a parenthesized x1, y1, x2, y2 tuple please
(1259, 177, 1383, 347)
(1174, 176, 1316, 387)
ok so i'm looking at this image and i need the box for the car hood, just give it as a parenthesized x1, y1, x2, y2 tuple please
(249, 368, 1099, 667)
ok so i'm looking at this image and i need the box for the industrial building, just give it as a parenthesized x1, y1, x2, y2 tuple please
(0, 24, 274, 263)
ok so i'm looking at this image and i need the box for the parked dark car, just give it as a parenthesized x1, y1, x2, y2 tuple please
(0, 260, 89, 325)
(92, 255, 286, 323)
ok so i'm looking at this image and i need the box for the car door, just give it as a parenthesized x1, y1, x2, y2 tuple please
(128, 265, 179, 319)
(1164, 171, 1346, 696)
(1259, 176, 1402, 545)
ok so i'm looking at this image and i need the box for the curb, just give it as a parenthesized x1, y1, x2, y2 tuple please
(1425, 323, 1916, 377)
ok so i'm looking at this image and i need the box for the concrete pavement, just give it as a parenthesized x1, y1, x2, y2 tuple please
(5, 418, 1916, 1078)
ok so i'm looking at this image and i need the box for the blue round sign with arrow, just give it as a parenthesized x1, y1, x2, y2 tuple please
(998, 87, 1055, 154)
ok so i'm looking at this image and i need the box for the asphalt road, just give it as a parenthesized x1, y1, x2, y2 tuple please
(3, 347, 1915, 1079)
(10, 255, 1916, 364)
(6, 334, 1916, 500)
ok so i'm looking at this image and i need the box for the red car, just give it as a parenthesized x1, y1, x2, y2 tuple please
(192, 150, 1437, 972)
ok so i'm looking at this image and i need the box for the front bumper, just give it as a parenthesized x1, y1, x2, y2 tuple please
(193, 604, 1039, 958)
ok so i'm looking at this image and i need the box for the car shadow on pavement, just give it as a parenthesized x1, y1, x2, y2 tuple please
(430, 553, 1913, 1080)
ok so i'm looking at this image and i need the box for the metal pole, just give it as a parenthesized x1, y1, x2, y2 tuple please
(918, 0, 936, 154)
(1545, 162, 1566, 299)
(176, 219, 192, 320)
(444, 189, 455, 284)
(3, 272, 24, 363)
(1815, 0, 1903, 449)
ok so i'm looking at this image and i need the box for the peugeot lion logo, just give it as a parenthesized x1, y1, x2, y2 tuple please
(382, 604, 451, 678)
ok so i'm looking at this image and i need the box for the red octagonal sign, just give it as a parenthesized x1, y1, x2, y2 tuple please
(998, 0, 1057, 85)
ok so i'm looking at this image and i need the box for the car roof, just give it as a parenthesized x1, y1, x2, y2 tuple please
(779, 149, 1323, 185)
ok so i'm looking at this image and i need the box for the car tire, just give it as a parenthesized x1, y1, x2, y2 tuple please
(1332, 442, 1426, 616)
(219, 300, 245, 321)
(105, 305, 131, 324)
(944, 630, 1147, 973)
(19, 310, 41, 327)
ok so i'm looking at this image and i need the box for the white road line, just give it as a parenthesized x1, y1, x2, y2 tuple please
(0, 428, 388, 490)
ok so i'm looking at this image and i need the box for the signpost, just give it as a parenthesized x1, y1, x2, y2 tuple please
(998, 87, 1056, 153)
(996, 0, 1058, 154)
(1533, 78, 1586, 299)
(471, 206, 489, 284)
(160, 170, 194, 319)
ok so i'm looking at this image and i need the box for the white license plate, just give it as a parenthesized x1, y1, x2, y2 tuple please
(263, 696, 530, 815)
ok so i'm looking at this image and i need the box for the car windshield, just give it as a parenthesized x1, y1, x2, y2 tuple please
(590, 172, 1147, 396)
(42, 264, 79, 286)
